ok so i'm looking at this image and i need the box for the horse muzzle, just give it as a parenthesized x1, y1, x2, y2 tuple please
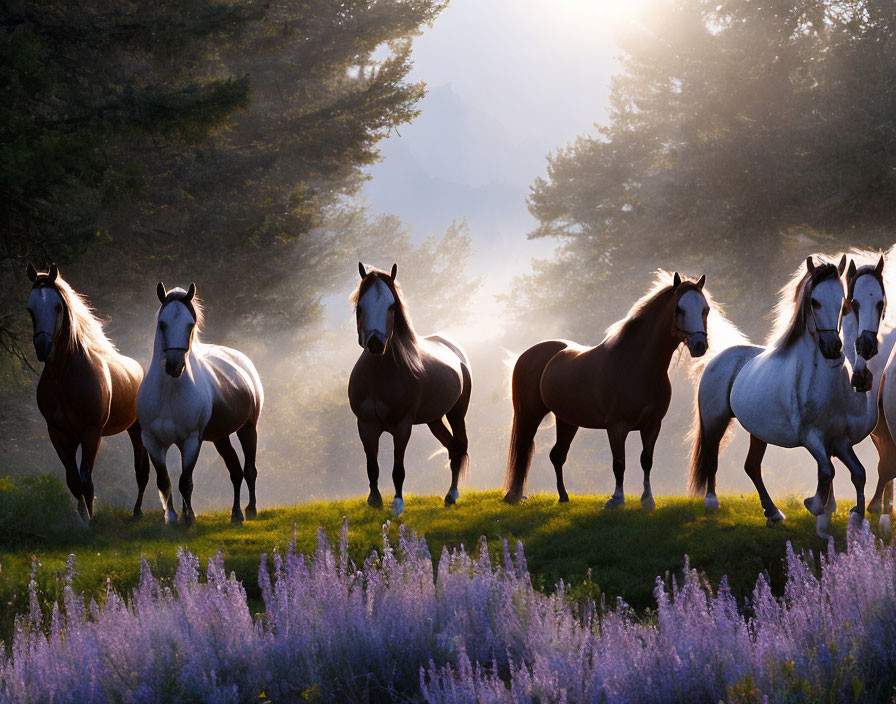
(817, 331, 843, 361)
(33, 334, 53, 362)
(163, 349, 187, 378)
(685, 332, 707, 358)
(855, 330, 879, 360)
(364, 331, 388, 356)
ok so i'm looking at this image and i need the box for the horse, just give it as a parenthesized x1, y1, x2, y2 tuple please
(503, 270, 732, 508)
(136, 282, 264, 524)
(348, 263, 472, 516)
(690, 254, 885, 537)
(25, 262, 148, 522)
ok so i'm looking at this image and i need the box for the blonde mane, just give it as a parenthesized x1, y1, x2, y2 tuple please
(52, 276, 118, 357)
(604, 269, 748, 361)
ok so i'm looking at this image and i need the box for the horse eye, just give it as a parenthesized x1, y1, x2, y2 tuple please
(810, 298, 821, 310)
(878, 301, 885, 314)
(159, 321, 167, 331)
(852, 300, 860, 312)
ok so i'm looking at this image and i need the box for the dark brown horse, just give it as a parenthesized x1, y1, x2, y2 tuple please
(26, 263, 148, 521)
(503, 271, 717, 508)
(348, 263, 472, 515)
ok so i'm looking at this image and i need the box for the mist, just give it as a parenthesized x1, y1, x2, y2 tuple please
(3, 0, 896, 519)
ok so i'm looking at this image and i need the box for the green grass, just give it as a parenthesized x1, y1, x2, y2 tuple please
(0, 484, 866, 642)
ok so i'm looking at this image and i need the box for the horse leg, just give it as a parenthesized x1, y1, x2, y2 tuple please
(444, 375, 471, 506)
(390, 418, 412, 516)
(143, 433, 178, 523)
(358, 419, 383, 508)
(549, 420, 578, 503)
(804, 439, 836, 538)
(77, 426, 102, 520)
(236, 424, 259, 519)
(47, 426, 86, 522)
(427, 418, 461, 507)
(834, 441, 867, 527)
(212, 435, 243, 524)
(127, 421, 150, 518)
(604, 424, 629, 509)
(743, 434, 784, 525)
(868, 407, 896, 531)
(638, 422, 661, 512)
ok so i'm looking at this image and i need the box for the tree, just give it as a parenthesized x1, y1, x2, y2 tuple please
(519, 0, 896, 339)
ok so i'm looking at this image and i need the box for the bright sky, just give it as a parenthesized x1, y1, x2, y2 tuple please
(360, 0, 630, 341)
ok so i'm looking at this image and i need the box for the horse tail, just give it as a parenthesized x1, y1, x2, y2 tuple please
(688, 345, 760, 496)
(503, 342, 562, 503)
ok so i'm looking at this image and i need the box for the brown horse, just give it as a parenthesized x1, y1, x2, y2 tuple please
(348, 263, 472, 515)
(26, 263, 149, 521)
(503, 271, 719, 508)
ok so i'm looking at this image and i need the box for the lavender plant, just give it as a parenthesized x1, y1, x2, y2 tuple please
(2, 520, 895, 703)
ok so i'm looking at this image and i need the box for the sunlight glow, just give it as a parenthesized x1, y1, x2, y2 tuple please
(526, 0, 648, 39)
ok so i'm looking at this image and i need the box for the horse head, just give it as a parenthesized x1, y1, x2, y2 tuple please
(671, 271, 709, 358)
(26, 262, 62, 362)
(355, 262, 398, 356)
(805, 255, 847, 363)
(156, 281, 198, 378)
(845, 255, 885, 362)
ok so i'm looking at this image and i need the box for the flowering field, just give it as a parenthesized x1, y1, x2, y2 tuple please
(2, 517, 896, 703)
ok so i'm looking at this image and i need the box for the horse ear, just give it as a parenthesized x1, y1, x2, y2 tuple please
(877, 255, 885, 275)
(358, 262, 367, 279)
(26, 263, 37, 282)
(672, 272, 681, 288)
(847, 259, 857, 280)
(806, 256, 816, 274)
(157, 282, 166, 303)
(696, 274, 706, 290)
(47, 262, 58, 282)
(837, 254, 847, 275)
(390, 263, 397, 282)
(186, 282, 196, 301)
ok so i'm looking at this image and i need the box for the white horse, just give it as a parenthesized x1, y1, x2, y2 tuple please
(690, 254, 884, 537)
(137, 283, 264, 524)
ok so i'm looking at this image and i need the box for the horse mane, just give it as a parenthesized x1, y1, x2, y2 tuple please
(604, 269, 747, 358)
(350, 269, 424, 377)
(33, 274, 118, 357)
(159, 288, 205, 343)
(767, 255, 843, 350)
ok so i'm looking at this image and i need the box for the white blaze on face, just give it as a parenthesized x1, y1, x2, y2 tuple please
(27, 287, 62, 336)
(358, 279, 395, 346)
(677, 289, 708, 336)
(853, 273, 885, 334)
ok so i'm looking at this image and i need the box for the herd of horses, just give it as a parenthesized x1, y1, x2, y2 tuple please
(23, 249, 896, 537)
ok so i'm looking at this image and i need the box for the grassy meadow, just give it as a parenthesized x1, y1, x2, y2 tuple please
(0, 475, 872, 643)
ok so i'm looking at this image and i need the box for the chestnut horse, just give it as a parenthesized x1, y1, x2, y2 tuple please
(26, 262, 148, 521)
(504, 271, 722, 508)
(348, 263, 472, 515)
(137, 283, 264, 524)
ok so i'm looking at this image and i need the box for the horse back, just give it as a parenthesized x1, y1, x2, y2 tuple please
(197, 344, 263, 442)
(414, 336, 468, 423)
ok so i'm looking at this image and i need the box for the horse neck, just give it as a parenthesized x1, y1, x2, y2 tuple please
(616, 298, 681, 372)
(43, 314, 77, 378)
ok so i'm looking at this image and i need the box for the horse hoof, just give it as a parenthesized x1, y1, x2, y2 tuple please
(765, 509, 786, 526)
(231, 509, 244, 524)
(881, 514, 892, 534)
(604, 496, 625, 510)
(815, 513, 832, 539)
(558, 492, 570, 504)
(166, 511, 179, 524)
(848, 510, 867, 533)
(245, 506, 257, 520)
(804, 496, 825, 516)
(641, 495, 655, 512)
(704, 494, 719, 510)
(132, 507, 143, 520)
(391, 497, 404, 516)
(444, 488, 459, 507)
(367, 493, 383, 509)
(503, 492, 522, 505)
